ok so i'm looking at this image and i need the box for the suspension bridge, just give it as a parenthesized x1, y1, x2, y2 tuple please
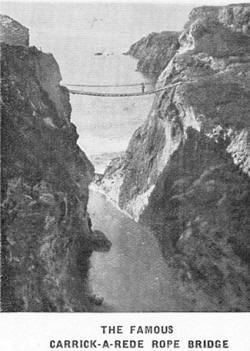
(64, 80, 185, 97)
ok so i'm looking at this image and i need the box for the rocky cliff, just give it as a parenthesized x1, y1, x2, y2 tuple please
(0, 14, 29, 47)
(126, 31, 180, 80)
(100, 4, 250, 311)
(1, 17, 110, 311)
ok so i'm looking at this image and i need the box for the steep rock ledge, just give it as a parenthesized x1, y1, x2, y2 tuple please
(100, 4, 250, 311)
(126, 31, 180, 80)
(0, 14, 29, 47)
(0, 18, 109, 311)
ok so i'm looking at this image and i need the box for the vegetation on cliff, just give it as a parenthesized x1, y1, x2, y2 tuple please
(1, 18, 110, 311)
(100, 4, 250, 311)
(127, 31, 180, 80)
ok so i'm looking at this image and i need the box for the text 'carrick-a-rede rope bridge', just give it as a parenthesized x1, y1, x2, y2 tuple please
(64, 81, 186, 97)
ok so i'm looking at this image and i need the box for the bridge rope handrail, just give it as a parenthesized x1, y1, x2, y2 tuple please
(65, 82, 153, 88)
(68, 81, 186, 97)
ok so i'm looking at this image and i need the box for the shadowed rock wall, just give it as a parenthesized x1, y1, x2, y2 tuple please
(0, 17, 109, 311)
(100, 4, 250, 311)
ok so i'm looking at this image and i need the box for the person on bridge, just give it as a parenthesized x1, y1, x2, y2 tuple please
(141, 82, 145, 93)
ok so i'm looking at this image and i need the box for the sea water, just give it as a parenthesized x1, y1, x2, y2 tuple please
(88, 190, 188, 311)
(1, 2, 193, 171)
(2, 1, 196, 311)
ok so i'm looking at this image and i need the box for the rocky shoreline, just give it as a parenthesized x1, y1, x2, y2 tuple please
(1, 4, 250, 312)
(1, 15, 111, 311)
(98, 3, 250, 311)
(126, 31, 180, 80)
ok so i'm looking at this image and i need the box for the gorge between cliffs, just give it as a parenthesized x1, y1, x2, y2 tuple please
(1, 3, 250, 312)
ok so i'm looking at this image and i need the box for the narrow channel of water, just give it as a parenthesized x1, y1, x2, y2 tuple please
(88, 190, 184, 312)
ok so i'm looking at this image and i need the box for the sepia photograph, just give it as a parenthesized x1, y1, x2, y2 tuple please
(1, 0, 250, 313)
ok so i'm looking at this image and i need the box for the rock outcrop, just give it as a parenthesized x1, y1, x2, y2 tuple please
(100, 4, 250, 311)
(1, 17, 110, 311)
(0, 14, 29, 47)
(126, 31, 180, 80)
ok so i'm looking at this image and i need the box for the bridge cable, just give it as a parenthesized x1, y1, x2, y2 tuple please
(68, 81, 186, 97)
(65, 82, 153, 88)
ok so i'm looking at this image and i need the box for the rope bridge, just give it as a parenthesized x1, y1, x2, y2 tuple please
(65, 81, 183, 97)
(65, 82, 152, 88)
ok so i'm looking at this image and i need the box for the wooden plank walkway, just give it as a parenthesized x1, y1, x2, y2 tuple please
(66, 80, 194, 97)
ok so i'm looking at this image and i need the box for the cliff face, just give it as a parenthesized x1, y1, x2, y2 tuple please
(0, 15, 29, 47)
(0, 18, 110, 311)
(127, 31, 180, 80)
(100, 4, 250, 311)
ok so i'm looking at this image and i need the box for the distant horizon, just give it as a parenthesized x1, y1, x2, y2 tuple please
(3, 1, 192, 157)
(1, 0, 248, 5)
(1, 0, 247, 158)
